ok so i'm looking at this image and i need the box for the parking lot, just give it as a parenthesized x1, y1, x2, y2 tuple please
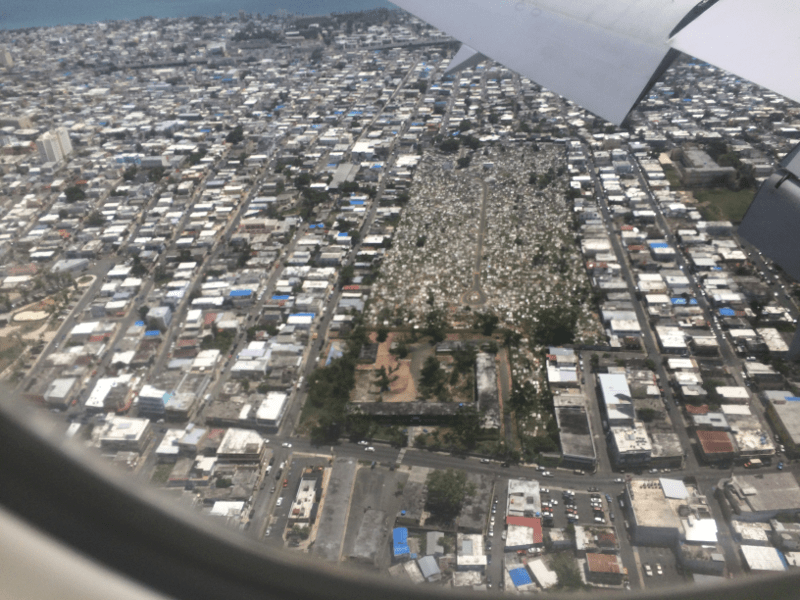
(539, 486, 620, 529)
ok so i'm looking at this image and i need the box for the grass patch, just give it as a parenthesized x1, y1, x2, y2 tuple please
(0, 336, 27, 375)
(662, 164, 682, 189)
(151, 463, 173, 485)
(694, 188, 754, 222)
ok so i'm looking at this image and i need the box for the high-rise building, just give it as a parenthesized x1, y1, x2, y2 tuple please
(0, 47, 12, 68)
(36, 132, 63, 164)
(36, 127, 73, 164)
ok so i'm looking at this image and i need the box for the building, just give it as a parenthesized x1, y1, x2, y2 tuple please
(36, 127, 73, 164)
(720, 473, 800, 522)
(255, 392, 289, 430)
(625, 478, 716, 547)
(288, 470, 321, 525)
(608, 421, 652, 467)
(671, 147, 736, 187)
(584, 553, 625, 585)
(475, 353, 501, 429)
(506, 478, 541, 518)
(740, 545, 787, 574)
(456, 533, 487, 571)
(216, 428, 266, 463)
(505, 516, 543, 551)
(93, 414, 152, 453)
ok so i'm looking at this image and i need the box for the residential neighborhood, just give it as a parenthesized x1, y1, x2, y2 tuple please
(3, 6, 800, 595)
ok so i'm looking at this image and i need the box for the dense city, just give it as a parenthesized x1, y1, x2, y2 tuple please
(2, 6, 800, 595)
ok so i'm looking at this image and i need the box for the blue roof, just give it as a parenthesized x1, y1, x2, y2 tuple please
(649, 242, 669, 249)
(144, 330, 161, 337)
(294, 312, 316, 318)
(392, 527, 410, 556)
(350, 200, 365, 206)
(134, 321, 146, 327)
(719, 307, 736, 316)
(229, 289, 252, 297)
(785, 397, 800, 402)
(272, 295, 290, 301)
(690, 298, 698, 305)
(509, 568, 532, 587)
(671, 297, 687, 305)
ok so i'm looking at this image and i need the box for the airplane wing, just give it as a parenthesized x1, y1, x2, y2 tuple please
(671, 0, 800, 107)
(390, 0, 699, 125)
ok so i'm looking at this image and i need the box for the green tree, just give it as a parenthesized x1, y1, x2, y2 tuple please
(86, 210, 105, 227)
(420, 355, 444, 398)
(123, 166, 138, 181)
(424, 309, 448, 344)
(425, 469, 474, 522)
(457, 155, 471, 169)
(458, 119, 472, 132)
(225, 125, 244, 144)
(64, 186, 86, 203)
(376, 326, 389, 343)
(475, 312, 499, 336)
(439, 137, 460, 153)
(532, 306, 578, 346)
(637, 407, 657, 423)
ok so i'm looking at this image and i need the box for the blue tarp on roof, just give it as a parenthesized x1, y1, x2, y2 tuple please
(392, 527, 410, 557)
(325, 342, 344, 367)
(145, 330, 161, 337)
(230, 289, 252, 297)
(294, 313, 316, 318)
(350, 200, 365, 206)
(649, 242, 669, 249)
(509, 568, 532, 587)
(719, 307, 736, 316)
(671, 297, 687, 305)
(134, 321, 146, 327)
(272, 295, 290, 301)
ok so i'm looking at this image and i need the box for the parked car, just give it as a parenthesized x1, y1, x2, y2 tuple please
(644, 564, 652, 577)
(656, 564, 663, 576)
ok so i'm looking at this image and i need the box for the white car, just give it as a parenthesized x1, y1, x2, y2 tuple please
(644, 564, 652, 577)
(614, 478, 624, 483)
(365, 446, 375, 452)
(281, 442, 292, 448)
(357, 440, 369, 445)
(276, 497, 283, 507)
(541, 471, 553, 477)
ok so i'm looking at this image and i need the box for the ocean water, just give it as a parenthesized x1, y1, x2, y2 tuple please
(0, 0, 394, 31)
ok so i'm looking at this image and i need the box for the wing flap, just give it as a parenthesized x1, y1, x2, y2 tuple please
(391, 0, 697, 124)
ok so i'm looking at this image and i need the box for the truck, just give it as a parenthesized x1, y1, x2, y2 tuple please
(744, 458, 763, 469)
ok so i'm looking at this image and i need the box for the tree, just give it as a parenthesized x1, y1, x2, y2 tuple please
(458, 119, 472, 132)
(475, 312, 499, 337)
(374, 366, 392, 392)
(420, 355, 444, 397)
(376, 326, 389, 343)
(637, 408, 657, 423)
(64, 186, 85, 203)
(424, 309, 448, 344)
(551, 552, 585, 590)
(439, 137, 460, 153)
(425, 469, 474, 522)
(86, 211, 105, 227)
(457, 155, 471, 169)
(532, 306, 578, 346)
(225, 125, 244, 144)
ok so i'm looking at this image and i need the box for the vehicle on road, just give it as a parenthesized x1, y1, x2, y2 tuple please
(644, 564, 652, 577)
(265, 528, 271, 537)
(282, 479, 288, 488)
(480, 458, 491, 463)
(365, 446, 375, 452)
(281, 442, 292, 448)
(541, 471, 553, 477)
(276, 498, 283, 507)
(778, 461, 784, 470)
(357, 440, 369, 445)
